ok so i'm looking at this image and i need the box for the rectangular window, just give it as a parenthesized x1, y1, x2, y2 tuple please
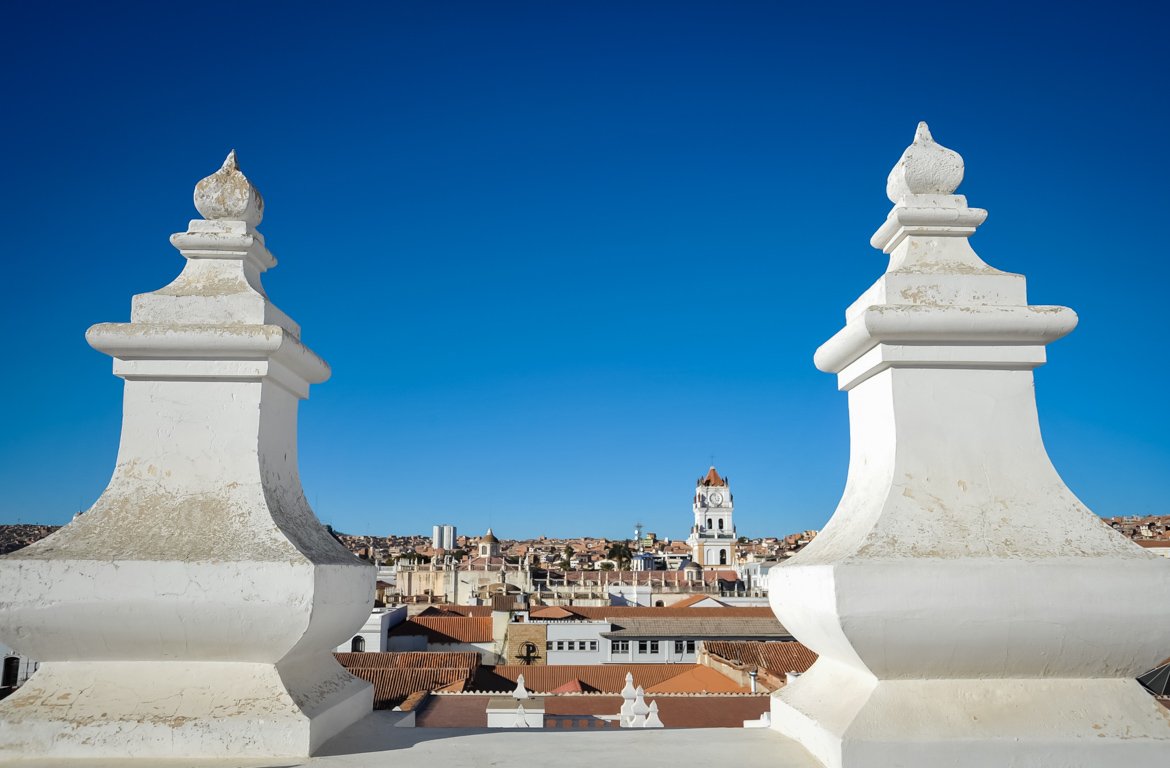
(589, 641, 598, 651)
(686, 640, 695, 654)
(556, 641, 565, 651)
(638, 640, 649, 654)
(546, 641, 553, 650)
(649, 640, 659, 654)
(674, 640, 684, 654)
(613, 640, 629, 653)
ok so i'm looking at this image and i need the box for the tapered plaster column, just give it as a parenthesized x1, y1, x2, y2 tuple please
(0, 153, 374, 759)
(769, 124, 1170, 767)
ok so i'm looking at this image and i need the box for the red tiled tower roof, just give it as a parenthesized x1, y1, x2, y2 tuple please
(698, 466, 726, 487)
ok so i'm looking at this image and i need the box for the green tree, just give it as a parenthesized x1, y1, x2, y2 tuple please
(557, 544, 575, 571)
(606, 542, 633, 569)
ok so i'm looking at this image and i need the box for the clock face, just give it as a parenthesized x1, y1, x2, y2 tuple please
(710, 492, 724, 506)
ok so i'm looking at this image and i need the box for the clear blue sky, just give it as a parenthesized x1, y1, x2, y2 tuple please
(1, 2, 1166, 540)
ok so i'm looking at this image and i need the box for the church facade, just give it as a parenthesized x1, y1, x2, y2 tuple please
(686, 467, 736, 567)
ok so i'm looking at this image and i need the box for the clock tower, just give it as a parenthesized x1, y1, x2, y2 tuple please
(687, 466, 737, 567)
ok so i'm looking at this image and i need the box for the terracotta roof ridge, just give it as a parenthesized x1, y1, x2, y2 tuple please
(699, 466, 726, 486)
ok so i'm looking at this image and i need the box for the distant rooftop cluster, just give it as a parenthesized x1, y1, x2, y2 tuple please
(328, 597, 821, 731)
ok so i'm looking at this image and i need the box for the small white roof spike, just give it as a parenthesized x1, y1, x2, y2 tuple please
(646, 700, 664, 728)
(632, 686, 650, 716)
(620, 672, 636, 700)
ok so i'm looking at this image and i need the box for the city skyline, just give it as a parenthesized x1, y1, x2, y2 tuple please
(2, 2, 1167, 540)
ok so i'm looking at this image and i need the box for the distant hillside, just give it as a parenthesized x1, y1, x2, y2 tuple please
(1101, 515, 1170, 541)
(0, 525, 60, 555)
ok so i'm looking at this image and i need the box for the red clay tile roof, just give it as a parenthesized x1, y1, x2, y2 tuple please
(548, 678, 599, 694)
(397, 690, 430, 712)
(472, 664, 740, 694)
(418, 603, 769, 622)
(433, 678, 468, 693)
(669, 594, 728, 608)
(699, 466, 726, 486)
(644, 665, 750, 693)
(540, 606, 774, 620)
(704, 570, 740, 583)
(335, 651, 480, 709)
(531, 570, 743, 586)
(546, 694, 767, 728)
(416, 694, 769, 729)
(603, 616, 790, 639)
(335, 651, 482, 669)
(417, 605, 493, 617)
(529, 605, 577, 619)
(388, 616, 494, 644)
(703, 640, 819, 677)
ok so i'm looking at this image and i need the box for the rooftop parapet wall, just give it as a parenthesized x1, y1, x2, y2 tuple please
(768, 123, 1170, 768)
(0, 152, 375, 760)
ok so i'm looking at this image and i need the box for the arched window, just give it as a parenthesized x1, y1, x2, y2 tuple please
(719, 549, 727, 565)
(655, 600, 665, 607)
(706, 518, 712, 529)
(2, 656, 19, 687)
(718, 519, 724, 530)
(351, 636, 366, 653)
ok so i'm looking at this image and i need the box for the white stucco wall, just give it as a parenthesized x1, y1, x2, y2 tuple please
(336, 606, 406, 653)
(544, 622, 607, 665)
(0, 642, 37, 690)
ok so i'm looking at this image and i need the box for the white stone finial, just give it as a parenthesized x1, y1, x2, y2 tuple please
(513, 673, 530, 700)
(869, 121, 988, 260)
(0, 154, 369, 760)
(193, 149, 264, 226)
(645, 700, 664, 728)
(774, 126, 1170, 768)
(619, 672, 636, 720)
(885, 121, 965, 203)
(621, 671, 636, 699)
(630, 686, 649, 727)
(632, 686, 648, 715)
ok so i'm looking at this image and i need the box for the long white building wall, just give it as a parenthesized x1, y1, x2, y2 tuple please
(544, 621, 607, 665)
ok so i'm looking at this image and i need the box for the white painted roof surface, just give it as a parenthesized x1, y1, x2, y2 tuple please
(1, 711, 819, 768)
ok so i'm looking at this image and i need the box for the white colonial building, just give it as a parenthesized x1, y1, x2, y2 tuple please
(686, 467, 737, 567)
(334, 606, 406, 654)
